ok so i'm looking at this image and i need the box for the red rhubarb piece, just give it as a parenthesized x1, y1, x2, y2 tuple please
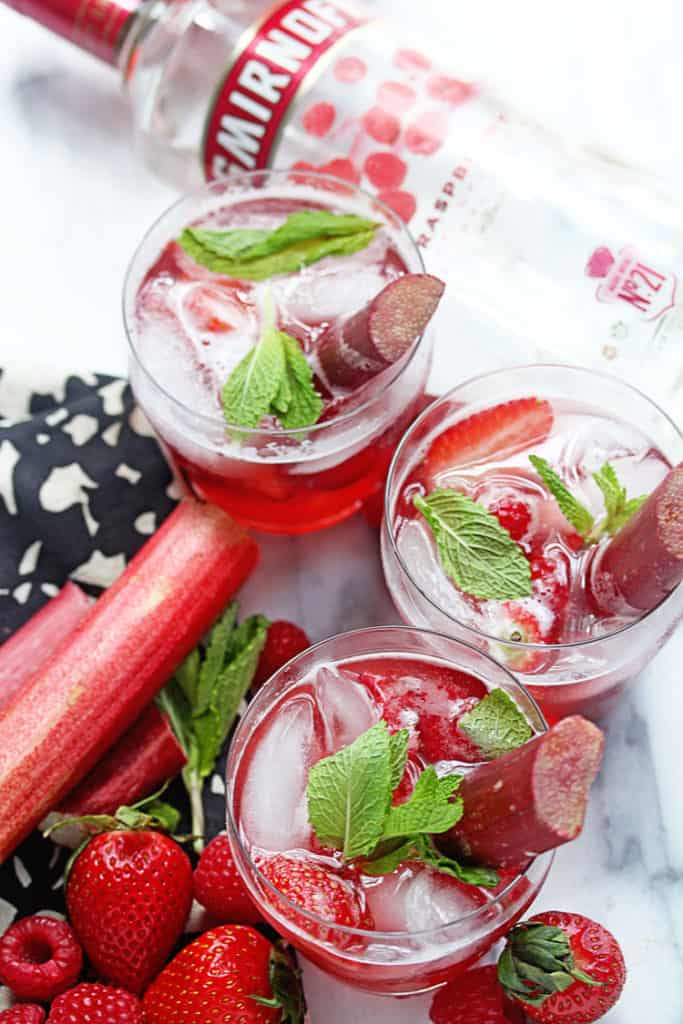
(56, 703, 187, 819)
(318, 273, 445, 389)
(0, 916, 83, 1002)
(441, 716, 604, 868)
(0, 582, 91, 712)
(589, 462, 683, 614)
(0, 498, 258, 863)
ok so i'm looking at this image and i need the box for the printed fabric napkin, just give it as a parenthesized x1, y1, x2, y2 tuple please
(0, 366, 226, 935)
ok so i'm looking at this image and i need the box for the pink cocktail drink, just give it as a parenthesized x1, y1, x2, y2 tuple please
(124, 171, 440, 534)
(226, 627, 554, 996)
(382, 365, 683, 720)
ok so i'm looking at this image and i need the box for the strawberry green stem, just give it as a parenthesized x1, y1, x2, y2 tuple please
(188, 774, 206, 855)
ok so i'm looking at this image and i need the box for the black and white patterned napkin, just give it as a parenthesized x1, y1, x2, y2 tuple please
(0, 367, 228, 934)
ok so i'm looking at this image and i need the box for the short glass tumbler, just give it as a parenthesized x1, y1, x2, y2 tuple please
(124, 170, 433, 534)
(382, 364, 683, 721)
(226, 626, 552, 996)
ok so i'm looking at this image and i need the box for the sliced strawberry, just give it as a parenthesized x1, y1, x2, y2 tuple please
(495, 604, 548, 674)
(260, 854, 373, 943)
(424, 398, 553, 483)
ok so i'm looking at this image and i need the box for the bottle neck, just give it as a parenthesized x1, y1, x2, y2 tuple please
(7, 0, 140, 64)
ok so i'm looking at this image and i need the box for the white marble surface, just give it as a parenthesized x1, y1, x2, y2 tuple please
(2, 1, 683, 1020)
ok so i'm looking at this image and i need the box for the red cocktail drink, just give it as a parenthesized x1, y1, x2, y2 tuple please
(124, 171, 439, 533)
(226, 627, 556, 995)
(382, 365, 683, 719)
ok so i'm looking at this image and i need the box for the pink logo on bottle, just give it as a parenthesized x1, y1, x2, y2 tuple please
(587, 245, 677, 322)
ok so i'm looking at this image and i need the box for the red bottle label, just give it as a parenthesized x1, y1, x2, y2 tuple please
(7, 0, 136, 63)
(202, 0, 369, 180)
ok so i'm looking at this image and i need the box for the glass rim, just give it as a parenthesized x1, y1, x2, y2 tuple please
(226, 624, 552, 941)
(384, 361, 683, 651)
(122, 169, 429, 439)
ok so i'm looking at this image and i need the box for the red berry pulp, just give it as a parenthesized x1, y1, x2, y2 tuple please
(231, 655, 544, 994)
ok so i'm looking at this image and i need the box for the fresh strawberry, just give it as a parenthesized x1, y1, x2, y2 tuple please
(498, 911, 626, 1023)
(66, 830, 193, 994)
(0, 1007, 46, 1024)
(489, 496, 532, 542)
(47, 983, 143, 1023)
(194, 833, 261, 925)
(430, 965, 515, 1023)
(0, 916, 82, 1002)
(253, 621, 311, 690)
(143, 926, 304, 1024)
(496, 604, 547, 673)
(424, 398, 553, 482)
(260, 854, 374, 941)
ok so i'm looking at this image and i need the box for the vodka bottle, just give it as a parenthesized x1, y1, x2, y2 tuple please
(7, 0, 683, 412)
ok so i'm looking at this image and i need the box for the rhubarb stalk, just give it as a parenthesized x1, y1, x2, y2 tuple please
(441, 716, 604, 868)
(589, 462, 683, 614)
(0, 582, 92, 712)
(0, 498, 259, 863)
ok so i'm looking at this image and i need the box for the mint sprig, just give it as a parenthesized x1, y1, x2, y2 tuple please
(529, 455, 648, 543)
(179, 209, 379, 282)
(222, 295, 323, 432)
(459, 688, 533, 759)
(306, 719, 508, 888)
(414, 490, 533, 601)
(158, 603, 269, 851)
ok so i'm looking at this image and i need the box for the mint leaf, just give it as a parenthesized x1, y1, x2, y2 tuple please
(222, 315, 285, 429)
(161, 605, 269, 850)
(414, 490, 533, 600)
(388, 730, 410, 790)
(382, 767, 463, 838)
(179, 209, 379, 282)
(417, 835, 500, 888)
(275, 334, 324, 430)
(458, 688, 532, 759)
(592, 462, 648, 537)
(529, 455, 594, 536)
(307, 720, 393, 860)
(361, 838, 418, 876)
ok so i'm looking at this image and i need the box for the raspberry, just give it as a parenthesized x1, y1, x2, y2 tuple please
(362, 107, 401, 145)
(0, 1008, 46, 1024)
(302, 101, 336, 137)
(0, 916, 83, 1002)
(47, 983, 143, 1023)
(377, 188, 417, 223)
(253, 620, 311, 690)
(333, 55, 367, 83)
(363, 152, 407, 190)
(194, 834, 261, 925)
(488, 496, 532, 541)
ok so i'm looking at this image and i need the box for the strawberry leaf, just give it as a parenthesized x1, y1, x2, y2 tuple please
(498, 921, 602, 1008)
(414, 490, 533, 600)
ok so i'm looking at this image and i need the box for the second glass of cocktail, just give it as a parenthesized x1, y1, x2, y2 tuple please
(226, 626, 604, 996)
(124, 171, 441, 533)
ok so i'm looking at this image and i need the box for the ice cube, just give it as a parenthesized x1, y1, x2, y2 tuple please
(240, 693, 320, 852)
(362, 864, 485, 934)
(314, 665, 380, 751)
(278, 258, 392, 324)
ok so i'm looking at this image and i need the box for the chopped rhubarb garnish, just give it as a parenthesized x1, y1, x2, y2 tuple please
(0, 498, 258, 863)
(57, 704, 187, 819)
(318, 273, 444, 389)
(0, 583, 92, 713)
(442, 716, 604, 868)
(589, 462, 683, 614)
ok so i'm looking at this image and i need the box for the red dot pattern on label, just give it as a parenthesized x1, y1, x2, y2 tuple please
(393, 48, 432, 72)
(377, 189, 417, 223)
(426, 74, 473, 106)
(302, 101, 336, 137)
(318, 158, 361, 185)
(362, 107, 401, 145)
(364, 152, 408, 190)
(377, 80, 417, 115)
(333, 55, 368, 83)
(405, 110, 448, 155)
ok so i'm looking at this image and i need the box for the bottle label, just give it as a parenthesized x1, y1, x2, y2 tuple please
(203, 0, 369, 180)
(8, 0, 136, 63)
(587, 245, 677, 322)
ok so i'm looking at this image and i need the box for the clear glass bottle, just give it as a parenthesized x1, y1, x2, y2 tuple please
(6, 0, 683, 412)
